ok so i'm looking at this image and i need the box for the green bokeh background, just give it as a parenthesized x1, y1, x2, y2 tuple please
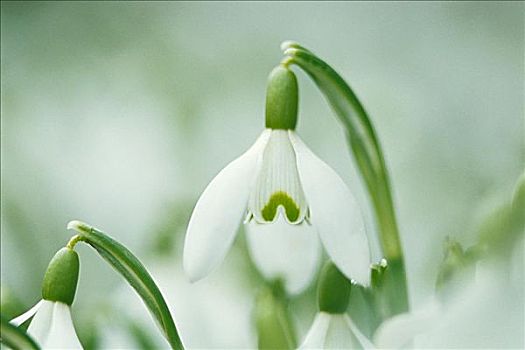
(1, 2, 523, 348)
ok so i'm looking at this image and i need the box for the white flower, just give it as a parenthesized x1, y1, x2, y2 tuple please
(373, 299, 441, 349)
(10, 299, 82, 349)
(374, 252, 525, 349)
(184, 128, 371, 294)
(300, 312, 375, 349)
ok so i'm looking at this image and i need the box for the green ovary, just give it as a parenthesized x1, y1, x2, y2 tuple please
(261, 191, 300, 222)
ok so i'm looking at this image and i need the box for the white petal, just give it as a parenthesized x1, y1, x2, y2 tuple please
(289, 131, 371, 285)
(301, 313, 376, 349)
(245, 215, 320, 295)
(44, 302, 82, 349)
(184, 130, 271, 282)
(300, 312, 332, 349)
(325, 314, 364, 349)
(10, 300, 43, 326)
(27, 300, 55, 346)
(373, 300, 440, 349)
(345, 315, 376, 349)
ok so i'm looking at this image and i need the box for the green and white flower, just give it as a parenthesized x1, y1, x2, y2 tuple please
(300, 312, 375, 349)
(183, 66, 371, 294)
(11, 299, 82, 349)
(300, 261, 374, 348)
(10, 247, 82, 349)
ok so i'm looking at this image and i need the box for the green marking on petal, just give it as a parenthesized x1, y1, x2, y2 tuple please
(261, 191, 300, 222)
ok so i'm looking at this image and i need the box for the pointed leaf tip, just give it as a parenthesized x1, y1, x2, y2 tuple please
(280, 41, 298, 51)
(283, 48, 299, 57)
(67, 220, 91, 233)
(64, 220, 185, 349)
(280, 41, 310, 53)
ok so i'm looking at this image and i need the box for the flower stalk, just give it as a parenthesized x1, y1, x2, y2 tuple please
(255, 280, 297, 349)
(281, 41, 409, 314)
(67, 220, 184, 350)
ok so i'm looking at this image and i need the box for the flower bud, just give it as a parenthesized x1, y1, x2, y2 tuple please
(318, 261, 352, 314)
(41, 247, 80, 305)
(435, 237, 473, 296)
(265, 65, 298, 130)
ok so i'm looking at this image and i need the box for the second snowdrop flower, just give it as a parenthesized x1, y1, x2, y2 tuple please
(10, 247, 83, 349)
(300, 262, 375, 349)
(184, 65, 371, 294)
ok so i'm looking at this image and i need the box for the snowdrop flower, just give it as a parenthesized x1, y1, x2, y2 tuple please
(300, 262, 374, 349)
(11, 247, 82, 349)
(184, 65, 371, 294)
(301, 313, 375, 349)
(374, 241, 525, 349)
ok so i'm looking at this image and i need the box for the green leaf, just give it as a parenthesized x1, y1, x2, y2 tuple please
(0, 286, 25, 320)
(67, 220, 184, 350)
(281, 42, 408, 314)
(0, 315, 40, 350)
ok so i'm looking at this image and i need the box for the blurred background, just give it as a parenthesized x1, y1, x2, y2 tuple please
(1, 2, 523, 348)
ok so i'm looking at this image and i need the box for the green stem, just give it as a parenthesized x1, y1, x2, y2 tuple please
(66, 234, 84, 250)
(255, 280, 297, 349)
(281, 42, 409, 313)
(67, 220, 184, 349)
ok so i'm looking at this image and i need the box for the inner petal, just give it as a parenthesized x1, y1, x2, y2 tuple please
(248, 130, 308, 224)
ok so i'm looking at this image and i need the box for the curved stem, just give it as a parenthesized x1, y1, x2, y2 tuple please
(281, 42, 409, 314)
(66, 234, 84, 250)
(67, 220, 184, 349)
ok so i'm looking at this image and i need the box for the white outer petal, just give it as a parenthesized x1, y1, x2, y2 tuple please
(301, 313, 376, 349)
(289, 132, 371, 285)
(373, 300, 440, 349)
(10, 300, 43, 326)
(245, 215, 320, 295)
(27, 300, 55, 346)
(300, 312, 331, 349)
(44, 302, 82, 349)
(324, 314, 364, 349)
(183, 130, 270, 282)
(345, 315, 376, 349)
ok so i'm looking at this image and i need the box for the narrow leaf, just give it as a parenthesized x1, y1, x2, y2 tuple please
(67, 220, 184, 350)
(282, 42, 409, 314)
(1, 315, 40, 350)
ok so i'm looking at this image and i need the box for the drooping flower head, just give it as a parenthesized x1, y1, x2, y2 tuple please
(10, 247, 83, 349)
(300, 262, 375, 349)
(184, 65, 371, 294)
